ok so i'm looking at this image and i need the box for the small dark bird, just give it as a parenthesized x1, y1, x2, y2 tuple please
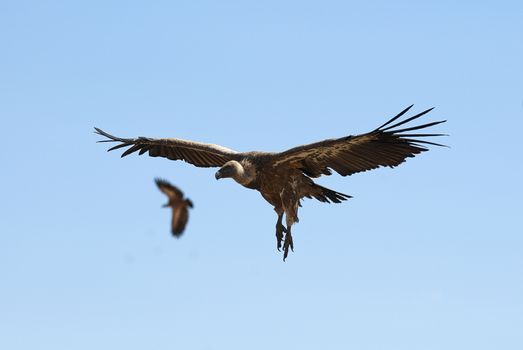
(155, 178, 193, 237)
(96, 105, 446, 260)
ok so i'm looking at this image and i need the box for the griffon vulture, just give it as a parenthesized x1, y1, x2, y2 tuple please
(155, 178, 193, 237)
(95, 105, 446, 260)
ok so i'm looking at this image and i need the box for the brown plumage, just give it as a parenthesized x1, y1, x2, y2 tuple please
(96, 105, 446, 260)
(155, 178, 193, 237)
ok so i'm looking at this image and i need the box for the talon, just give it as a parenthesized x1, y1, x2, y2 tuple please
(283, 244, 289, 261)
(275, 223, 285, 251)
(276, 232, 283, 251)
(282, 231, 294, 261)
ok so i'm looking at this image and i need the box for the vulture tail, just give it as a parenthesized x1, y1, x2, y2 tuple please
(308, 184, 352, 204)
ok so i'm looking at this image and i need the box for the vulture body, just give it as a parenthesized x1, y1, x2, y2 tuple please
(96, 105, 446, 260)
(155, 178, 193, 237)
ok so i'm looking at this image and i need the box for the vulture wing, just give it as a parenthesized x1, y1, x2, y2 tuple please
(155, 178, 183, 200)
(95, 128, 240, 168)
(271, 105, 447, 177)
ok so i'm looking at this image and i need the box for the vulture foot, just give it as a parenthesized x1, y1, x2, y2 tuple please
(275, 223, 287, 251)
(282, 231, 294, 261)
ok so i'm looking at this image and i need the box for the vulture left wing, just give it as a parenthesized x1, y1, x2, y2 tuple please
(155, 178, 183, 200)
(271, 106, 447, 177)
(95, 128, 240, 168)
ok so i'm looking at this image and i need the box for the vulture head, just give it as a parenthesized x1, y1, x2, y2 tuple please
(215, 160, 256, 186)
(215, 160, 243, 180)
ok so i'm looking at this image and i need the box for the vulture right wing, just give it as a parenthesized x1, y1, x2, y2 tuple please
(95, 128, 240, 168)
(270, 105, 447, 177)
(171, 205, 189, 237)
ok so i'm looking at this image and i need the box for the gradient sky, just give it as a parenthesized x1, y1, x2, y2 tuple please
(1, 1, 522, 349)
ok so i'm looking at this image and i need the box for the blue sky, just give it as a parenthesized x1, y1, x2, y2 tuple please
(1, 1, 522, 349)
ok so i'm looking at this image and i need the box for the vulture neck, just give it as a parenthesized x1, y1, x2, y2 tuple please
(231, 161, 256, 186)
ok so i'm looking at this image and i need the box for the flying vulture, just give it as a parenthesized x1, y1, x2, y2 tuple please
(155, 178, 193, 237)
(95, 105, 446, 260)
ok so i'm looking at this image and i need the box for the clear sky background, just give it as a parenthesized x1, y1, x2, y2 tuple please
(1, 1, 522, 349)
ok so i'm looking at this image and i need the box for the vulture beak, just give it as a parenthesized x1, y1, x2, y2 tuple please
(162, 203, 169, 208)
(215, 170, 222, 180)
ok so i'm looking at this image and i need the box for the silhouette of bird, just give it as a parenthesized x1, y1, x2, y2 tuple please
(155, 178, 193, 237)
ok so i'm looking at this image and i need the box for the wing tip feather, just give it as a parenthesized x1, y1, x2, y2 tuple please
(375, 104, 415, 131)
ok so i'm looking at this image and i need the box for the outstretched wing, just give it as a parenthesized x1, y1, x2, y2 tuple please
(95, 128, 240, 168)
(155, 178, 183, 200)
(171, 205, 189, 237)
(271, 105, 447, 177)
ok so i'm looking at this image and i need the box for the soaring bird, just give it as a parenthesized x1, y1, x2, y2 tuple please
(155, 178, 193, 237)
(95, 105, 446, 260)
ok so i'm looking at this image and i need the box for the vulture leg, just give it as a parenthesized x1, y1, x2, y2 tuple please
(282, 224, 294, 261)
(275, 211, 287, 251)
(280, 186, 300, 261)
